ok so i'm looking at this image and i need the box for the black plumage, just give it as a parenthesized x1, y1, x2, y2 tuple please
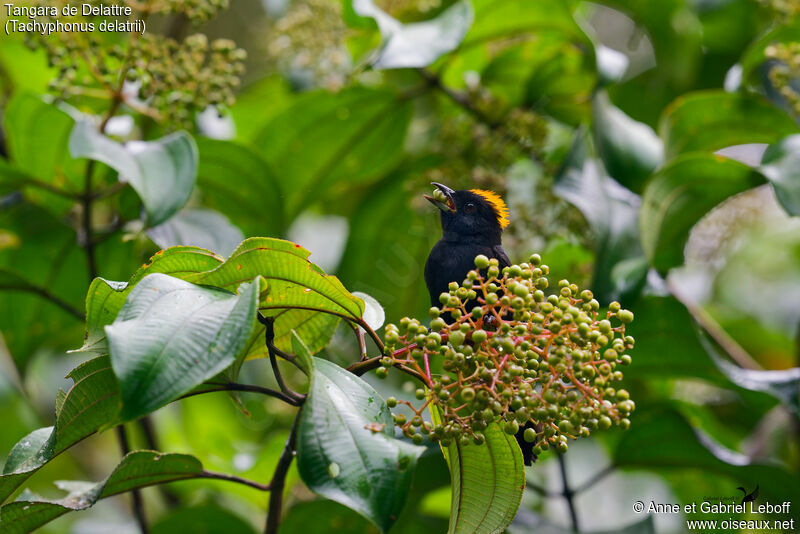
(423, 183, 538, 465)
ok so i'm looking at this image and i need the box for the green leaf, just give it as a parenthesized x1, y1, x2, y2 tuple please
(106, 273, 261, 420)
(592, 91, 663, 192)
(68, 120, 198, 226)
(195, 137, 285, 237)
(0, 356, 120, 503)
(758, 134, 800, 215)
(349, 0, 473, 69)
(146, 207, 244, 257)
(465, 0, 587, 46)
(76, 238, 363, 362)
(152, 504, 257, 534)
(640, 153, 764, 274)
(659, 91, 799, 159)
(2, 93, 81, 214)
(0, 451, 205, 533)
(699, 331, 800, 419)
(296, 357, 424, 533)
(479, 36, 596, 125)
(444, 423, 525, 534)
(188, 237, 366, 355)
(255, 87, 412, 217)
(615, 407, 800, 509)
(554, 133, 646, 303)
(4, 93, 75, 185)
(624, 297, 725, 383)
(74, 247, 224, 356)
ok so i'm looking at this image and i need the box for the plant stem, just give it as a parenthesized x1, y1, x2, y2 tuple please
(200, 470, 271, 491)
(0, 281, 85, 321)
(116, 425, 149, 534)
(557, 453, 579, 533)
(265, 413, 300, 534)
(197, 381, 302, 406)
(81, 160, 98, 279)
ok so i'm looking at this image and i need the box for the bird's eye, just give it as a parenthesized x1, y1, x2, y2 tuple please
(464, 203, 476, 213)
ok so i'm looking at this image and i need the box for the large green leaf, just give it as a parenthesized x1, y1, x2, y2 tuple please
(255, 87, 412, 216)
(188, 237, 367, 355)
(592, 91, 663, 192)
(479, 35, 596, 125)
(444, 423, 524, 534)
(296, 356, 425, 533)
(554, 133, 646, 303)
(69, 120, 198, 226)
(0, 451, 205, 533)
(658, 91, 799, 159)
(464, 0, 587, 47)
(75, 246, 224, 356)
(76, 238, 365, 361)
(152, 504, 257, 534)
(195, 137, 285, 237)
(3, 93, 75, 185)
(349, 0, 473, 69)
(0, 356, 120, 504)
(640, 153, 764, 274)
(106, 273, 261, 420)
(2, 93, 80, 214)
(699, 331, 800, 419)
(146, 207, 244, 257)
(759, 134, 800, 216)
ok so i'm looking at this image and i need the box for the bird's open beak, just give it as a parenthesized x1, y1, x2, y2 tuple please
(424, 182, 456, 213)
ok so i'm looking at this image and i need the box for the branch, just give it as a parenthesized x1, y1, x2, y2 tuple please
(115, 425, 149, 534)
(261, 314, 306, 403)
(416, 67, 502, 129)
(557, 453, 579, 533)
(573, 464, 615, 495)
(17, 177, 80, 199)
(182, 381, 301, 406)
(265, 412, 300, 534)
(201, 470, 271, 491)
(0, 281, 85, 321)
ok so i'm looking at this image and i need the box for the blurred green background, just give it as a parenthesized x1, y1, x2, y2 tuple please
(1, 0, 799, 532)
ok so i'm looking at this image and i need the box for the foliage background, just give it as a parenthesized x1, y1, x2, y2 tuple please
(1, 0, 799, 533)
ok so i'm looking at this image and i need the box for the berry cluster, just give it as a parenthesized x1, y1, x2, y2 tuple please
(766, 42, 800, 116)
(380, 254, 636, 454)
(27, 0, 244, 130)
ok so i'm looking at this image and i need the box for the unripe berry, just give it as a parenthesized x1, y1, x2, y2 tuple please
(474, 255, 490, 269)
(375, 367, 388, 379)
(523, 427, 538, 442)
(387, 397, 397, 408)
(618, 310, 634, 323)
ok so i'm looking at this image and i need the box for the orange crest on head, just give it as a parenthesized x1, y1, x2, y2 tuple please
(470, 189, 510, 229)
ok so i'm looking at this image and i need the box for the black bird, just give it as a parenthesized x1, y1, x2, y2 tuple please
(423, 182, 538, 465)
(424, 183, 511, 308)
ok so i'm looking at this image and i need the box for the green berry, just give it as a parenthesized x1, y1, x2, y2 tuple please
(375, 367, 388, 379)
(618, 310, 634, 324)
(387, 397, 397, 408)
(474, 255, 490, 269)
(523, 427, 538, 443)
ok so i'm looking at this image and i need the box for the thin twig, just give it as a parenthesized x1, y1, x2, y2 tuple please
(261, 314, 305, 402)
(346, 355, 426, 383)
(265, 413, 300, 534)
(185, 381, 301, 406)
(116, 425, 149, 534)
(416, 67, 502, 129)
(573, 464, 615, 495)
(17, 177, 80, 199)
(81, 160, 98, 280)
(0, 281, 85, 321)
(201, 470, 271, 491)
(557, 453, 579, 533)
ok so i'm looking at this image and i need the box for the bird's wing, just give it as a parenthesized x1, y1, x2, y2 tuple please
(751, 485, 759, 499)
(493, 244, 511, 268)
